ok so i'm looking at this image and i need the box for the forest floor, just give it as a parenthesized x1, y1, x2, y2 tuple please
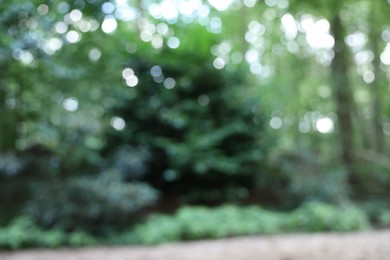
(1, 229, 389, 260)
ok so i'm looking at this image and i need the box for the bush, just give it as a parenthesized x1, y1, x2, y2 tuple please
(286, 202, 370, 232)
(352, 158, 390, 200)
(133, 205, 284, 244)
(0, 152, 25, 177)
(176, 205, 284, 239)
(0, 216, 95, 249)
(134, 215, 182, 244)
(378, 210, 390, 227)
(107, 57, 269, 204)
(361, 201, 390, 227)
(132, 202, 369, 245)
(1, 202, 371, 248)
(25, 171, 158, 232)
(267, 150, 350, 208)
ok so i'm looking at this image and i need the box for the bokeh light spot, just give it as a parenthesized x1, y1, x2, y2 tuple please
(244, 0, 257, 8)
(88, 48, 101, 61)
(150, 66, 163, 77)
(63, 97, 79, 112)
(37, 4, 49, 15)
(42, 37, 63, 55)
(157, 23, 169, 35)
(270, 117, 283, 129)
(110, 116, 126, 131)
(316, 117, 334, 133)
(102, 16, 117, 34)
(122, 68, 134, 79)
(140, 31, 153, 42)
(209, 16, 222, 33)
(19, 51, 34, 65)
(57, 2, 70, 13)
(299, 121, 311, 133)
(160, 0, 178, 21)
(380, 44, 390, 65)
(54, 21, 68, 34)
(69, 9, 83, 22)
(213, 57, 225, 69)
(198, 94, 210, 106)
(66, 30, 81, 43)
(363, 71, 375, 84)
(102, 2, 115, 14)
(265, 0, 277, 7)
(126, 75, 139, 87)
(163, 77, 176, 89)
(152, 35, 164, 49)
(281, 13, 297, 39)
(167, 37, 180, 48)
(208, 0, 233, 11)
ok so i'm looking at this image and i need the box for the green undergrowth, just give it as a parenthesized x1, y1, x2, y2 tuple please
(129, 202, 369, 244)
(0, 202, 371, 249)
(0, 216, 96, 249)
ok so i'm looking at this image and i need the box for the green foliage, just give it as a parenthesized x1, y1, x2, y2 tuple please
(133, 205, 282, 244)
(0, 203, 372, 249)
(175, 205, 283, 239)
(378, 210, 390, 227)
(265, 149, 350, 208)
(352, 158, 390, 200)
(0, 152, 25, 176)
(286, 202, 370, 232)
(0, 0, 389, 246)
(360, 201, 390, 227)
(25, 171, 158, 232)
(134, 215, 183, 244)
(108, 56, 268, 203)
(133, 202, 369, 245)
(0, 216, 95, 249)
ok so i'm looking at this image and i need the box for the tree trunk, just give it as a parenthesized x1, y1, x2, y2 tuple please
(329, 15, 356, 178)
(369, 18, 385, 153)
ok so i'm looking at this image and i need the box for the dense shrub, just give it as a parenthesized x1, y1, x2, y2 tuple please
(352, 159, 390, 200)
(132, 202, 369, 244)
(0, 216, 95, 249)
(361, 201, 390, 227)
(106, 57, 269, 204)
(378, 210, 390, 227)
(0, 152, 25, 177)
(25, 171, 158, 232)
(266, 149, 350, 208)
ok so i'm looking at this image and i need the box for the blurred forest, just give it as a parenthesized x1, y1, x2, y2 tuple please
(0, 0, 390, 248)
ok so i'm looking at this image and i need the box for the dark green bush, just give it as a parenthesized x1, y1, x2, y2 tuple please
(378, 210, 390, 227)
(25, 171, 158, 232)
(361, 201, 390, 227)
(0, 152, 25, 177)
(352, 159, 390, 200)
(106, 57, 268, 204)
(0, 216, 95, 249)
(266, 149, 350, 208)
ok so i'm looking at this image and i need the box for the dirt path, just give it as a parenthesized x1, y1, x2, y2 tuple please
(1, 230, 389, 260)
